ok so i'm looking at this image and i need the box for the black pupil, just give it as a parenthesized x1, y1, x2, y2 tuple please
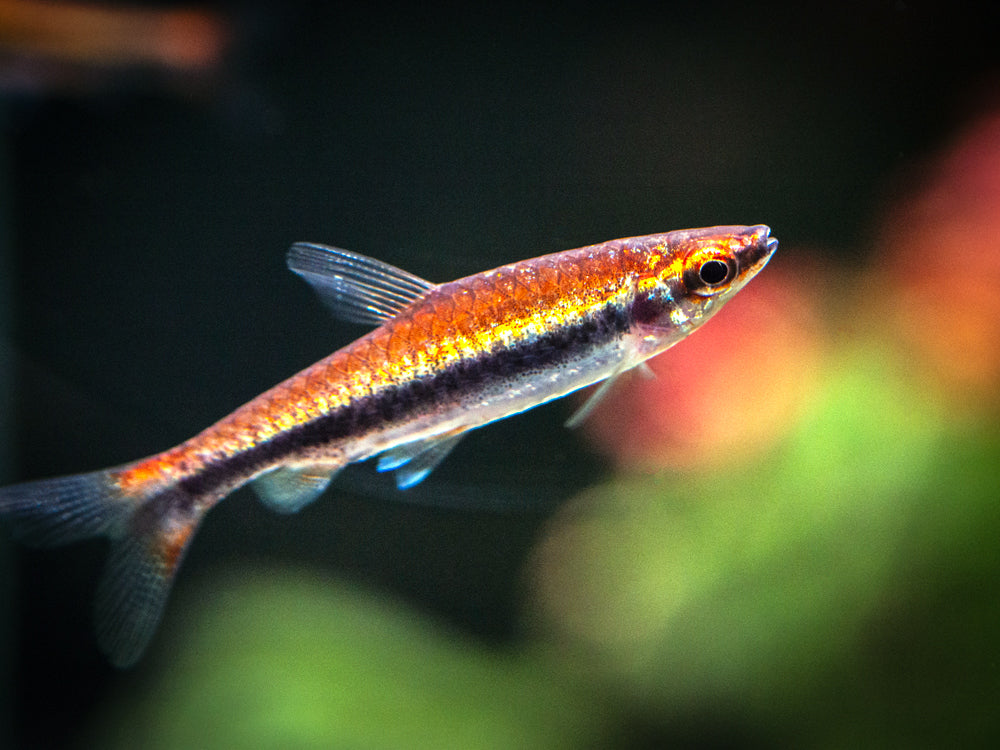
(699, 260, 729, 285)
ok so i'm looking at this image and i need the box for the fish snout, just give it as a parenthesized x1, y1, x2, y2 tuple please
(739, 225, 778, 275)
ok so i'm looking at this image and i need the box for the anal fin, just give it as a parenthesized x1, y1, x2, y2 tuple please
(253, 465, 341, 514)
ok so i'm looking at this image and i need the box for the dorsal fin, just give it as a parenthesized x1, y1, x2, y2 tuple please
(287, 242, 436, 326)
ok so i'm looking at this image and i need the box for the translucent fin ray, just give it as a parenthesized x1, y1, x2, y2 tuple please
(564, 372, 623, 428)
(376, 430, 468, 490)
(0, 470, 132, 547)
(93, 510, 197, 668)
(252, 464, 341, 514)
(0, 467, 211, 668)
(287, 242, 436, 325)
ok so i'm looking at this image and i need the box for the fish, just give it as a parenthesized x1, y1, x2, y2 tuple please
(0, 224, 776, 666)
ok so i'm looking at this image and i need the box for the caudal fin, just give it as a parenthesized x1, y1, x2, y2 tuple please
(0, 468, 204, 667)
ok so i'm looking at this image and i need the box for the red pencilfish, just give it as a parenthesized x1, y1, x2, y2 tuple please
(0, 224, 776, 665)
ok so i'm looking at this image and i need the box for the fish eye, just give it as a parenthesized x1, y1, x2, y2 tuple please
(683, 254, 737, 296)
(699, 259, 732, 286)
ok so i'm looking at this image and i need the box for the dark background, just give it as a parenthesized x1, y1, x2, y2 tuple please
(3, 2, 999, 747)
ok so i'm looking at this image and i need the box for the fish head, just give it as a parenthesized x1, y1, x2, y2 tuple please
(630, 224, 777, 354)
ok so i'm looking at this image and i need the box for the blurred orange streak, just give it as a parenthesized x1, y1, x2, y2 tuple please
(873, 109, 1000, 407)
(0, 0, 227, 71)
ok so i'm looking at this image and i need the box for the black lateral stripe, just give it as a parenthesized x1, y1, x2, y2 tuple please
(180, 303, 629, 497)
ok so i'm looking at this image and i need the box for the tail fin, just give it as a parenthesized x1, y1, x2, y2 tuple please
(0, 468, 204, 667)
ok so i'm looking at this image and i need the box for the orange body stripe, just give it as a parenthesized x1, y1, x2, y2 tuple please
(115, 239, 664, 492)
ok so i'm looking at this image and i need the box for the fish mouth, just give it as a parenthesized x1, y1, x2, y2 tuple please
(738, 225, 778, 274)
(737, 224, 778, 287)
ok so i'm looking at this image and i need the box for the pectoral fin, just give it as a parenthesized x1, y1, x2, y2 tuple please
(564, 373, 623, 428)
(637, 361, 656, 379)
(565, 358, 659, 429)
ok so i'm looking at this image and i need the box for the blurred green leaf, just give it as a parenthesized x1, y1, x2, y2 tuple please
(531, 344, 1000, 744)
(92, 570, 605, 750)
